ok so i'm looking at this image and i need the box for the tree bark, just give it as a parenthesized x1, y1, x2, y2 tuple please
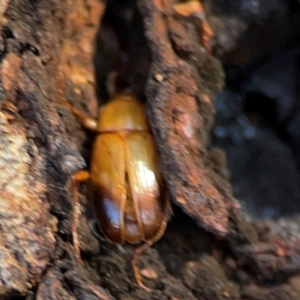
(1, 0, 300, 299)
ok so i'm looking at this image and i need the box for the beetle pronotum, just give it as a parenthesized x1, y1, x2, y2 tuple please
(60, 88, 171, 291)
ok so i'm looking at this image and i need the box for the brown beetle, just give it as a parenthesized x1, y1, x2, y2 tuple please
(60, 88, 171, 291)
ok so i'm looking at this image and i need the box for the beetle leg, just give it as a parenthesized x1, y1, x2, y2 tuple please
(60, 96, 98, 132)
(57, 74, 98, 132)
(132, 243, 152, 292)
(132, 192, 172, 291)
(132, 218, 168, 291)
(71, 170, 90, 265)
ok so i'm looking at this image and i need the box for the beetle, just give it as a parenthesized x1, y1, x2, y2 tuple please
(59, 88, 172, 291)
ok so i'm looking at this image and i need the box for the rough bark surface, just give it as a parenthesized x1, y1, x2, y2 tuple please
(0, 0, 111, 299)
(137, 0, 238, 236)
(1, 0, 300, 299)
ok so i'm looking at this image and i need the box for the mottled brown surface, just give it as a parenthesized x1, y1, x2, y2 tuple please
(137, 0, 239, 237)
(0, 110, 55, 296)
(0, 0, 111, 299)
(2, 0, 300, 299)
